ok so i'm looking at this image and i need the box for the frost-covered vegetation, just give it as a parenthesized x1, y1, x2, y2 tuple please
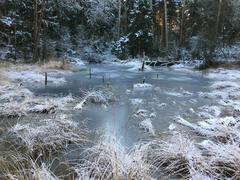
(0, 152, 58, 180)
(74, 136, 156, 180)
(0, 62, 76, 117)
(1, 0, 240, 179)
(154, 68, 240, 179)
(8, 115, 88, 153)
(74, 89, 115, 110)
(0, 84, 74, 117)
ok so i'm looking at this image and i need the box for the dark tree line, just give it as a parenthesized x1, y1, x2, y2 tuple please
(0, 0, 240, 62)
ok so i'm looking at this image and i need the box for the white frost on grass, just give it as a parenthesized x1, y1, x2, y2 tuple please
(164, 88, 193, 97)
(7, 70, 66, 86)
(0, 85, 74, 117)
(133, 109, 150, 120)
(8, 116, 88, 153)
(206, 69, 240, 81)
(133, 83, 153, 90)
(1, 63, 71, 87)
(145, 68, 240, 179)
(0, 85, 33, 102)
(188, 168, 214, 180)
(28, 94, 74, 113)
(130, 98, 144, 105)
(200, 81, 240, 100)
(32, 163, 58, 180)
(0, 152, 59, 180)
(74, 89, 115, 110)
(176, 116, 240, 143)
(146, 133, 205, 177)
(139, 119, 155, 136)
(198, 140, 240, 178)
(74, 136, 156, 180)
(210, 81, 240, 90)
(197, 105, 222, 119)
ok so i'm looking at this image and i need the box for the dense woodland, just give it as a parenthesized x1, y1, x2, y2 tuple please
(0, 0, 240, 64)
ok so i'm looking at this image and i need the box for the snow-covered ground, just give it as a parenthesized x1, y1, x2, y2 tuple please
(0, 63, 76, 117)
(0, 63, 72, 87)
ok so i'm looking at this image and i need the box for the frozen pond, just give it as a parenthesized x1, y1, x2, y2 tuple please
(33, 63, 214, 147)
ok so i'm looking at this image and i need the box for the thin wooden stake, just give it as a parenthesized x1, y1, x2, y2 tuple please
(45, 72, 48, 86)
(102, 75, 105, 83)
(89, 68, 92, 79)
(143, 77, 146, 84)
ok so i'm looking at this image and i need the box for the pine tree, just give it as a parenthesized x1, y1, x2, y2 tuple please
(128, 0, 153, 56)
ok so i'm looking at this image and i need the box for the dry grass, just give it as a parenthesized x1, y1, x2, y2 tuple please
(0, 69, 10, 85)
(74, 136, 156, 180)
(0, 151, 58, 180)
(199, 140, 240, 178)
(176, 116, 240, 144)
(44, 58, 72, 71)
(0, 84, 74, 118)
(7, 114, 89, 154)
(143, 115, 240, 179)
(144, 133, 208, 178)
(74, 89, 115, 110)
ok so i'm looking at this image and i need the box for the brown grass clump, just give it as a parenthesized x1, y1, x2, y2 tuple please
(7, 115, 89, 154)
(0, 151, 58, 180)
(0, 70, 10, 85)
(44, 58, 72, 71)
(74, 136, 156, 180)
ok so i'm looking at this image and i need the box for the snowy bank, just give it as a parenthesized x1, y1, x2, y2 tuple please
(0, 85, 74, 118)
(74, 89, 115, 110)
(0, 63, 72, 87)
(8, 115, 88, 153)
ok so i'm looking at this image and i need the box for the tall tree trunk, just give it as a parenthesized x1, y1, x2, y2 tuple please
(33, 0, 47, 63)
(180, 0, 185, 47)
(13, 22, 17, 61)
(215, 0, 222, 41)
(117, 0, 122, 38)
(33, 0, 39, 62)
(124, 5, 128, 34)
(164, 0, 168, 49)
(40, 0, 47, 63)
(12, 0, 17, 61)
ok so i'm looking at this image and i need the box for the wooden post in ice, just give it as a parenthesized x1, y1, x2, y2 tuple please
(45, 72, 48, 86)
(89, 68, 92, 79)
(143, 77, 146, 84)
(102, 75, 105, 83)
(141, 51, 145, 71)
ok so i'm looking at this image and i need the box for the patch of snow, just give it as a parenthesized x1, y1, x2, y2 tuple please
(168, 123, 177, 131)
(67, 57, 85, 66)
(158, 103, 167, 109)
(74, 89, 115, 110)
(130, 98, 144, 105)
(0, 16, 13, 26)
(133, 83, 153, 90)
(140, 119, 155, 136)
(119, 59, 152, 72)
